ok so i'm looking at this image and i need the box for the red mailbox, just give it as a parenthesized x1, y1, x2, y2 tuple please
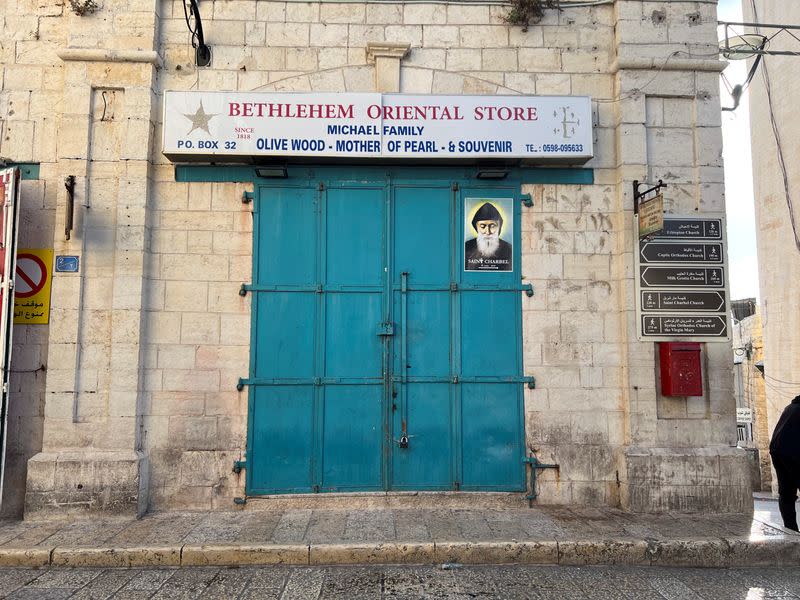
(659, 342, 703, 397)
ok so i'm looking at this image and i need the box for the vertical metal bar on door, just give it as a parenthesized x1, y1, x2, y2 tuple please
(451, 181, 462, 489)
(399, 271, 409, 448)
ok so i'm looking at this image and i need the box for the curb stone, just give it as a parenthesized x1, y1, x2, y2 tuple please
(0, 538, 796, 568)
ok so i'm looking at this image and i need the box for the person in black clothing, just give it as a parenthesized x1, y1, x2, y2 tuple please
(464, 202, 512, 271)
(770, 394, 800, 531)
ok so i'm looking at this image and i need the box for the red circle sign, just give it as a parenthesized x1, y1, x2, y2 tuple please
(15, 253, 48, 299)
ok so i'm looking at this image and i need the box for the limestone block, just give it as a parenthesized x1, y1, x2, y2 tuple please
(399, 67, 432, 94)
(446, 49, 481, 72)
(182, 544, 307, 566)
(508, 26, 544, 48)
(285, 2, 320, 22)
(212, 0, 256, 20)
(343, 66, 375, 92)
(25, 450, 147, 519)
(480, 49, 516, 72)
(518, 48, 561, 73)
(195, 345, 249, 371)
(318, 48, 349, 70)
(405, 4, 446, 25)
(220, 314, 250, 346)
(308, 23, 348, 48)
(149, 391, 205, 417)
(308, 69, 346, 92)
(348, 25, 386, 48)
(458, 26, 508, 49)
(265, 22, 310, 46)
(417, 26, 451, 50)
(385, 25, 422, 47)
(405, 48, 445, 70)
(366, 4, 402, 24)
(447, 5, 489, 24)
(286, 48, 318, 71)
(180, 312, 221, 345)
(320, 3, 365, 23)
(185, 230, 213, 254)
(167, 415, 219, 449)
(145, 312, 182, 344)
(561, 314, 605, 343)
(161, 254, 229, 282)
(245, 22, 266, 46)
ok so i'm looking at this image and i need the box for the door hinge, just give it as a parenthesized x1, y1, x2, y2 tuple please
(450, 282, 458, 292)
(318, 182, 325, 191)
(521, 283, 534, 297)
(377, 322, 395, 336)
(451, 182, 459, 191)
(527, 376, 536, 389)
(233, 459, 246, 474)
(454, 481, 460, 491)
(520, 193, 533, 208)
(242, 191, 254, 204)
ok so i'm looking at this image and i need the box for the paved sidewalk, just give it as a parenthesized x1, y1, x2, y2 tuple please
(0, 500, 796, 569)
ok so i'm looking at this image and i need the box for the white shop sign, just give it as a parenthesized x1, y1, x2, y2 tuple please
(736, 407, 753, 423)
(162, 92, 593, 163)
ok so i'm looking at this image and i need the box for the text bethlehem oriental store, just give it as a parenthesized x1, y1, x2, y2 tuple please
(227, 102, 541, 122)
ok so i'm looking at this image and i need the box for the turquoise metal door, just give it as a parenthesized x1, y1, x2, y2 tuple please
(245, 168, 525, 494)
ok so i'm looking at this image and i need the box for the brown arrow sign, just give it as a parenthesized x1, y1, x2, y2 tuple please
(641, 291, 726, 312)
(640, 266, 724, 288)
(641, 315, 727, 337)
(639, 242, 723, 264)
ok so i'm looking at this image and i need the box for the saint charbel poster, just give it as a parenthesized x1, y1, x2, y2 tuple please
(464, 198, 513, 272)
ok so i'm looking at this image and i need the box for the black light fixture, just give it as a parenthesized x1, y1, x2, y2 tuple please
(256, 166, 288, 178)
(183, 0, 211, 67)
(475, 167, 508, 180)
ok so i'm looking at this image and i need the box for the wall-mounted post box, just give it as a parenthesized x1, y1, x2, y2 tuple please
(659, 342, 703, 397)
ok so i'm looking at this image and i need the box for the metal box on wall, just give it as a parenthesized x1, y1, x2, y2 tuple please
(659, 342, 703, 397)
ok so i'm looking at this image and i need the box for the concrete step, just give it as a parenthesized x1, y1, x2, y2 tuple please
(241, 492, 530, 511)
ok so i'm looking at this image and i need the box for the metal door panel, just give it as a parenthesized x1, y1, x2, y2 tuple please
(326, 187, 384, 287)
(391, 383, 452, 489)
(254, 292, 315, 378)
(248, 170, 525, 495)
(398, 291, 451, 377)
(324, 293, 383, 378)
(393, 185, 451, 285)
(460, 291, 519, 377)
(257, 187, 317, 286)
(321, 385, 383, 490)
(460, 383, 523, 490)
(250, 386, 314, 492)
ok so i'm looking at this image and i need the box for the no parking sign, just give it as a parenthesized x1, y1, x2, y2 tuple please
(14, 249, 53, 324)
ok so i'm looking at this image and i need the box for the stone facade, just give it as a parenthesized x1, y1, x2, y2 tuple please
(744, 0, 800, 496)
(732, 310, 770, 491)
(0, 0, 751, 517)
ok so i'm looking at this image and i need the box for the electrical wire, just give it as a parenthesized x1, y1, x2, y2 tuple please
(749, 0, 800, 252)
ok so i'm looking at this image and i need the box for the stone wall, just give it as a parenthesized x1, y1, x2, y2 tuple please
(0, 0, 753, 515)
(745, 0, 800, 496)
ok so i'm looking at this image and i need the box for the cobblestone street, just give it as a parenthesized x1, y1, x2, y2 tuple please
(0, 565, 798, 599)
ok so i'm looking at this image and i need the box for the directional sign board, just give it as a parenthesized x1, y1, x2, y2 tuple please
(641, 291, 726, 312)
(635, 215, 730, 341)
(639, 242, 723, 264)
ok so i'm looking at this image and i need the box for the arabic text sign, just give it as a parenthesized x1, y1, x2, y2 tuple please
(634, 215, 730, 341)
(14, 249, 52, 325)
(163, 92, 594, 162)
